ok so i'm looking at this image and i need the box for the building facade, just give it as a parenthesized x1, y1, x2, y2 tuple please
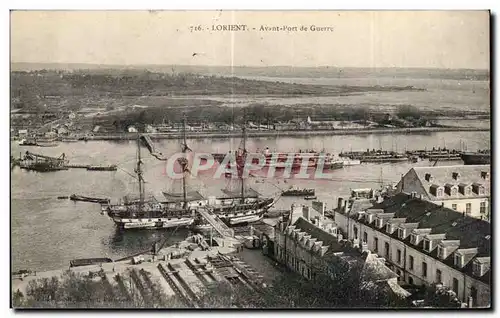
(273, 204, 409, 299)
(333, 192, 491, 307)
(395, 165, 490, 221)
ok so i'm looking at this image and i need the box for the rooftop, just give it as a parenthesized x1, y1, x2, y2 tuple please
(409, 165, 490, 200)
(348, 193, 491, 284)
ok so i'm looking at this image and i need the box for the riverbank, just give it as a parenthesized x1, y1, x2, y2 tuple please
(84, 126, 490, 141)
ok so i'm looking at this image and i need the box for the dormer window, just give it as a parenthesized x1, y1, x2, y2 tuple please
(454, 253, 463, 268)
(423, 239, 432, 252)
(465, 187, 472, 196)
(366, 214, 374, 224)
(376, 218, 384, 228)
(437, 188, 443, 197)
(481, 171, 489, 180)
(451, 187, 457, 196)
(410, 234, 418, 245)
(437, 246, 446, 259)
(398, 228, 406, 239)
(472, 183, 485, 195)
(473, 262, 484, 277)
(386, 223, 394, 234)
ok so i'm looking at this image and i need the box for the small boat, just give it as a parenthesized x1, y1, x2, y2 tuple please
(86, 165, 117, 171)
(57, 196, 69, 200)
(330, 161, 344, 170)
(70, 194, 110, 204)
(61, 138, 79, 143)
(36, 141, 59, 147)
(304, 195, 317, 200)
(18, 138, 37, 146)
(282, 186, 315, 197)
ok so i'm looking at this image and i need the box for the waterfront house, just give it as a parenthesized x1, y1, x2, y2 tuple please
(273, 204, 410, 299)
(395, 165, 490, 221)
(333, 192, 491, 307)
(18, 129, 28, 138)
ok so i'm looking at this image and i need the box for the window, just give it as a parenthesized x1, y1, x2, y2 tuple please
(454, 254, 462, 267)
(473, 262, 484, 277)
(353, 226, 358, 240)
(479, 187, 485, 195)
(410, 234, 418, 245)
(409, 277, 414, 285)
(465, 187, 472, 196)
(437, 188, 443, 197)
(386, 224, 392, 233)
(480, 202, 486, 214)
(397, 249, 402, 264)
(437, 246, 445, 259)
(423, 239, 431, 251)
(466, 203, 472, 215)
(374, 237, 379, 252)
(452, 204, 457, 210)
(384, 242, 390, 258)
(363, 231, 368, 243)
(409, 255, 414, 270)
(452, 278, 459, 295)
(451, 188, 457, 196)
(422, 262, 428, 277)
(436, 269, 442, 283)
(470, 286, 478, 306)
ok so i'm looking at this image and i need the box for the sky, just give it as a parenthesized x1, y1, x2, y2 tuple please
(10, 10, 490, 69)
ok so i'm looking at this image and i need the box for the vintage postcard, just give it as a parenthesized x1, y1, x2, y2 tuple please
(10, 10, 490, 309)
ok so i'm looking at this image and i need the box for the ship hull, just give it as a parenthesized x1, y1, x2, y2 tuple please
(460, 153, 491, 165)
(113, 217, 194, 230)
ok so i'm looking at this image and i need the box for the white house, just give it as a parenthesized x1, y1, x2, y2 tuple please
(395, 165, 490, 221)
(333, 192, 491, 308)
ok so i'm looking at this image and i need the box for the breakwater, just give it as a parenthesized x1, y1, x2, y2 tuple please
(86, 127, 489, 141)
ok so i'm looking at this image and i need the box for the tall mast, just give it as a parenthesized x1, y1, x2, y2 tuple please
(182, 115, 188, 209)
(241, 123, 247, 203)
(136, 135, 144, 214)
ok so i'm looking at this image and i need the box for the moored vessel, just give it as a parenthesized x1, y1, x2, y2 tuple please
(460, 150, 490, 165)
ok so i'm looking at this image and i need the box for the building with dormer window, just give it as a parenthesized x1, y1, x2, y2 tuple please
(273, 203, 410, 299)
(333, 192, 491, 308)
(396, 165, 490, 221)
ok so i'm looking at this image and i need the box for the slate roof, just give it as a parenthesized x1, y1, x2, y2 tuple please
(292, 217, 400, 284)
(411, 165, 490, 200)
(349, 193, 491, 285)
(293, 217, 344, 253)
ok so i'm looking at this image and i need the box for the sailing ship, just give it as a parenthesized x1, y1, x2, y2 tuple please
(103, 121, 194, 230)
(191, 124, 275, 229)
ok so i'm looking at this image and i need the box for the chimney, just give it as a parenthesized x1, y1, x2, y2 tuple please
(425, 173, 433, 182)
(303, 206, 310, 221)
(452, 172, 460, 181)
(481, 171, 489, 180)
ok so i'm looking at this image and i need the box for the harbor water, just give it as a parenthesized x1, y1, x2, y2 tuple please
(11, 131, 490, 272)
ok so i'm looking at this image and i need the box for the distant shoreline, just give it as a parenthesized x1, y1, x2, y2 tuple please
(82, 127, 490, 141)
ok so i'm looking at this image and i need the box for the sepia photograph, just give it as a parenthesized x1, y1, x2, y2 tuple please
(9, 10, 491, 309)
